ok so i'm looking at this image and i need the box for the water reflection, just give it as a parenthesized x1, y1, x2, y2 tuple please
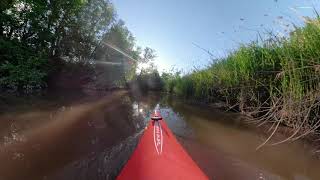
(164, 101, 320, 180)
(0, 92, 147, 180)
(0, 92, 319, 180)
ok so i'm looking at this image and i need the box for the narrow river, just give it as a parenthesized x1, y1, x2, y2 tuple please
(0, 91, 319, 180)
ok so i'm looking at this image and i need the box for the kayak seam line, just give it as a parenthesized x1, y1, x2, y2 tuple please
(160, 121, 163, 154)
(153, 121, 160, 155)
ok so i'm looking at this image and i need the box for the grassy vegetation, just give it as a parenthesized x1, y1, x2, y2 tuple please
(162, 15, 320, 141)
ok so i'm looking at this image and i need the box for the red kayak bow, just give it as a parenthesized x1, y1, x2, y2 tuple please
(117, 110, 208, 180)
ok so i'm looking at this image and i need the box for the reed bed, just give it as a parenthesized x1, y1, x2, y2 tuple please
(162, 15, 320, 145)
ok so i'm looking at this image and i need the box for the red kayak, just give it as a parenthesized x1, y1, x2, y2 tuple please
(117, 110, 208, 180)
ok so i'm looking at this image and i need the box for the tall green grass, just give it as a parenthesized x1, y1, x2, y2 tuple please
(163, 15, 320, 133)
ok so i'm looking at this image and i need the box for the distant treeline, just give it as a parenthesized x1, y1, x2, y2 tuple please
(162, 15, 320, 140)
(0, 0, 155, 92)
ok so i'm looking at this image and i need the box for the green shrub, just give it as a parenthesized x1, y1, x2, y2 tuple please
(0, 38, 48, 91)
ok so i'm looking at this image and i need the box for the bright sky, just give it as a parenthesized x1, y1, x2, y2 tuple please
(113, 0, 320, 73)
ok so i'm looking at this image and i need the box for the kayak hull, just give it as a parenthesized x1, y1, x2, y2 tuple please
(117, 115, 208, 180)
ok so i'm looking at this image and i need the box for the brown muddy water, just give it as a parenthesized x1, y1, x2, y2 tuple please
(0, 91, 319, 180)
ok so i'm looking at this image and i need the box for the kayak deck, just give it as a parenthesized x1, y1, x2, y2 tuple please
(117, 113, 208, 180)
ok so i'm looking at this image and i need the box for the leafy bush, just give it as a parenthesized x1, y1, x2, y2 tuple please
(0, 38, 47, 91)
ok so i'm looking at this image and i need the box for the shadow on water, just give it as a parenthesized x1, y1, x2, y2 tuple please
(0, 92, 320, 180)
(0, 91, 150, 180)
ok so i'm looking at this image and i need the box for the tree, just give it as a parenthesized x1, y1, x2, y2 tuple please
(0, 0, 153, 91)
(58, 0, 115, 61)
(0, 0, 115, 90)
(141, 47, 157, 63)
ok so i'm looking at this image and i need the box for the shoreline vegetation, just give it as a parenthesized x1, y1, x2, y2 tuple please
(1, 0, 158, 94)
(1, 0, 320, 148)
(161, 14, 320, 146)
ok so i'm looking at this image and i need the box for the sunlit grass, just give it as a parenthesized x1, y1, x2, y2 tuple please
(162, 14, 320, 136)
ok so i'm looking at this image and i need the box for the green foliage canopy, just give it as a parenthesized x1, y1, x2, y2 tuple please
(0, 0, 147, 91)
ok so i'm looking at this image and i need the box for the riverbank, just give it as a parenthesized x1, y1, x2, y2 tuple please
(161, 15, 320, 145)
(1, 91, 320, 179)
(164, 93, 320, 155)
(162, 98, 320, 179)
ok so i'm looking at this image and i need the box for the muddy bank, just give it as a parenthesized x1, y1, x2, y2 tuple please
(166, 94, 320, 157)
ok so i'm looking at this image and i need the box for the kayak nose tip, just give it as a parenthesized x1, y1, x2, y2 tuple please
(151, 115, 162, 121)
(151, 104, 162, 121)
(151, 111, 162, 121)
